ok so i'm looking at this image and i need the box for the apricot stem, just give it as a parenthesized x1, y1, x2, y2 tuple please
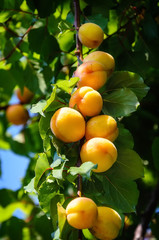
(73, 0, 83, 64)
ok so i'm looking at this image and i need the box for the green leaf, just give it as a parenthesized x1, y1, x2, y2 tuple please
(58, 30, 75, 52)
(106, 71, 149, 101)
(39, 112, 53, 139)
(107, 149, 144, 180)
(152, 137, 159, 171)
(38, 176, 59, 214)
(30, 100, 47, 116)
(56, 77, 79, 94)
(115, 123, 134, 149)
(94, 174, 139, 213)
(0, 69, 16, 97)
(58, 20, 73, 32)
(34, 153, 50, 190)
(52, 161, 66, 180)
(24, 177, 36, 193)
(0, 11, 14, 23)
(42, 87, 57, 112)
(102, 88, 139, 117)
(82, 229, 96, 240)
(69, 162, 97, 179)
(57, 203, 67, 235)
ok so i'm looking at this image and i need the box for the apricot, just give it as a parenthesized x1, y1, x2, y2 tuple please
(85, 115, 118, 142)
(50, 107, 85, 143)
(16, 86, 34, 104)
(74, 61, 107, 90)
(84, 51, 115, 77)
(90, 207, 122, 240)
(69, 87, 103, 117)
(80, 137, 117, 173)
(78, 23, 104, 48)
(6, 104, 29, 125)
(66, 197, 98, 229)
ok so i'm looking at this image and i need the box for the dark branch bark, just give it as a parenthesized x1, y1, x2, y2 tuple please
(133, 180, 159, 240)
(73, 0, 83, 65)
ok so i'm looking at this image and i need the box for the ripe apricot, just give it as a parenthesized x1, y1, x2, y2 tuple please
(69, 87, 103, 117)
(50, 107, 85, 143)
(85, 115, 118, 141)
(90, 206, 122, 240)
(6, 104, 29, 125)
(80, 137, 117, 173)
(66, 197, 98, 229)
(84, 51, 115, 77)
(16, 87, 34, 104)
(78, 23, 104, 48)
(75, 61, 107, 90)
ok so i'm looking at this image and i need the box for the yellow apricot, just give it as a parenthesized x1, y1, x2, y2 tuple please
(90, 207, 122, 240)
(85, 115, 118, 141)
(75, 61, 107, 90)
(69, 87, 103, 117)
(78, 23, 104, 48)
(80, 137, 117, 173)
(6, 104, 29, 125)
(66, 197, 98, 229)
(50, 107, 85, 143)
(16, 86, 34, 104)
(83, 51, 115, 77)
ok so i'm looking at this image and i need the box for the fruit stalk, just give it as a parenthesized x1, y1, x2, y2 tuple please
(73, 0, 83, 65)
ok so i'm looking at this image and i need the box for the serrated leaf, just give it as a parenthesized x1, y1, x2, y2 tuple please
(30, 100, 47, 116)
(38, 176, 59, 214)
(152, 137, 159, 171)
(42, 87, 57, 112)
(34, 153, 50, 190)
(107, 149, 144, 180)
(95, 174, 139, 213)
(52, 161, 66, 180)
(58, 20, 73, 33)
(102, 88, 139, 117)
(69, 162, 97, 179)
(56, 77, 79, 94)
(106, 71, 149, 101)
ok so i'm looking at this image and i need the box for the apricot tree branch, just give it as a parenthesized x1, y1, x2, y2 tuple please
(133, 180, 159, 240)
(0, 24, 34, 62)
(73, 0, 83, 65)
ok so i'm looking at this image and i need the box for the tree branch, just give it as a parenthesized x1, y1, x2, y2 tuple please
(73, 0, 83, 65)
(0, 25, 34, 62)
(133, 180, 159, 240)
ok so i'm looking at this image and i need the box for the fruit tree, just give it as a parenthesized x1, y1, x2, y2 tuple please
(0, 0, 159, 240)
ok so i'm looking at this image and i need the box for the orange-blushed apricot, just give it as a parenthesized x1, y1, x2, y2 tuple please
(78, 23, 104, 48)
(16, 86, 34, 104)
(84, 51, 115, 77)
(69, 86, 103, 117)
(50, 107, 85, 143)
(66, 197, 98, 229)
(90, 206, 122, 240)
(85, 115, 118, 141)
(6, 104, 29, 125)
(75, 61, 107, 90)
(80, 137, 117, 173)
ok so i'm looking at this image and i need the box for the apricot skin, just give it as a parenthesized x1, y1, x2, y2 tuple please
(16, 87, 34, 104)
(84, 51, 115, 77)
(6, 104, 29, 125)
(66, 197, 98, 229)
(80, 137, 117, 173)
(85, 115, 118, 141)
(78, 23, 104, 48)
(69, 87, 103, 117)
(50, 107, 85, 143)
(90, 207, 122, 240)
(74, 61, 107, 90)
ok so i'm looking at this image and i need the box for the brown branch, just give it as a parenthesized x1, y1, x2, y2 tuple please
(133, 180, 159, 240)
(0, 25, 34, 62)
(73, 0, 83, 65)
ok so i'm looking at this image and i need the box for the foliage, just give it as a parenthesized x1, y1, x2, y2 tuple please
(0, 0, 159, 239)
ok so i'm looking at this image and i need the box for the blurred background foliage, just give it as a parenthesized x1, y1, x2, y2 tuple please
(0, 0, 159, 239)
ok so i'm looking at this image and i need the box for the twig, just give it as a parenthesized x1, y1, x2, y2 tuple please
(133, 180, 159, 240)
(0, 24, 34, 62)
(73, 0, 83, 65)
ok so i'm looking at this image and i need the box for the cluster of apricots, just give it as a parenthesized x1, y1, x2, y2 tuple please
(50, 23, 122, 239)
(6, 87, 33, 125)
